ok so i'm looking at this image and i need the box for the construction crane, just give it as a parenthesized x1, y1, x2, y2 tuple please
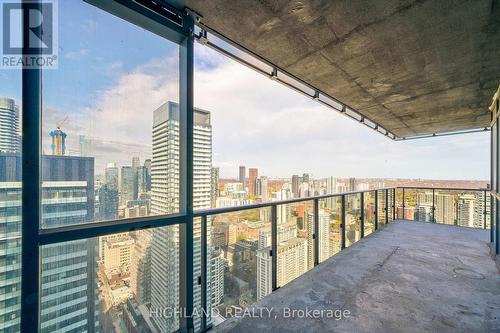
(56, 116, 68, 130)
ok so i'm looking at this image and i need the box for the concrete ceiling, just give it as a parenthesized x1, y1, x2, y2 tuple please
(176, 0, 500, 138)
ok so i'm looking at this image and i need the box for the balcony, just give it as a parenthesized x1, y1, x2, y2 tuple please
(212, 221, 499, 333)
(2, 1, 500, 333)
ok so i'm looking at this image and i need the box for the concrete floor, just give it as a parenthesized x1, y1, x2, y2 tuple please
(212, 221, 500, 333)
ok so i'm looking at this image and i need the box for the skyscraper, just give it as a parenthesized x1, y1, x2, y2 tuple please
(239, 166, 246, 188)
(150, 101, 212, 332)
(291, 175, 300, 198)
(144, 159, 152, 191)
(0, 153, 98, 333)
(256, 176, 269, 201)
(211, 167, 220, 207)
(0, 97, 20, 153)
(326, 176, 338, 209)
(248, 168, 258, 196)
(130, 229, 153, 304)
(457, 194, 476, 227)
(348, 178, 356, 192)
(121, 166, 135, 205)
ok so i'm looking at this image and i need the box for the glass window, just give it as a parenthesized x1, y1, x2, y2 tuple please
(205, 207, 272, 326)
(276, 201, 314, 287)
(40, 226, 180, 333)
(0, 30, 22, 333)
(345, 194, 361, 247)
(377, 190, 387, 227)
(363, 191, 375, 236)
(41, 0, 180, 229)
(318, 196, 342, 262)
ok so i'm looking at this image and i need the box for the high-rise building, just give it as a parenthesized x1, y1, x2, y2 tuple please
(0, 153, 99, 333)
(137, 165, 148, 195)
(326, 176, 338, 209)
(239, 166, 246, 188)
(457, 194, 476, 227)
(348, 178, 356, 192)
(130, 229, 153, 305)
(99, 183, 119, 220)
(302, 173, 310, 184)
(144, 159, 152, 191)
(291, 175, 300, 198)
(435, 193, 456, 225)
(307, 210, 331, 263)
(248, 168, 258, 196)
(150, 101, 212, 332)
(0, 97, 20, 153)
(210, 249, 225, 307)
(256, 176, 269, 201)
(103, 235, 135, 272)
(121, 166, 135, 205)
(105, 163, 119, 190)
(211, 167, 220, 208)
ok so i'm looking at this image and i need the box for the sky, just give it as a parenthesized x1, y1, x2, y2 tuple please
(0, 1, 490, 180)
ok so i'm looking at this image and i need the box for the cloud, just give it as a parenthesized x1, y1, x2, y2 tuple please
(65, 48, 89, 60)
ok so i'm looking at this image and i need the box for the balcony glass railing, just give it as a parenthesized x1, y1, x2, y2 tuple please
(395, 187, 490, 229)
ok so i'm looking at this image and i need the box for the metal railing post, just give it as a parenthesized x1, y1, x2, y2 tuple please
(341, 195, 346, 249)
(360, 192, 365, 238)
(314, 198, 319, 266)
(385, 190, 389, 224)
(271, 205, 278, 290)
(491, 194, 495, 243)
(483, 190, 487, 229)
(374, 191, 378, 230)
(392, 188, 396, 221)
(402, 188, 405, 220)
(200, 215, 208, 331)
(432, 188, 436, 223)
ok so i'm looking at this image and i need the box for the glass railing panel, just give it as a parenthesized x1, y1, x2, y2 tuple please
(345, 194, 361, 247)
(434, 189, 487, 228)
(395, 188, 403, 219)
(318, 197, 342, 262)
(363, 192, 376, 236)
(276, 201, 314, 288)
(412, 189, 434, 222)
(388, 189, 394, 223)
(205, 207, 272, 326)
(377, 190, 387, 227)
(39, 226, 180, 333)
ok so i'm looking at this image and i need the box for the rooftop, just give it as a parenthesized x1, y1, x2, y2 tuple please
(213, 221, 500, 333)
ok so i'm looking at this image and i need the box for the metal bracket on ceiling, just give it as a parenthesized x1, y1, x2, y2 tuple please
(185, 7, 203, 24)
(270, 67, 278, 80)
(198, 29, 208, 45)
